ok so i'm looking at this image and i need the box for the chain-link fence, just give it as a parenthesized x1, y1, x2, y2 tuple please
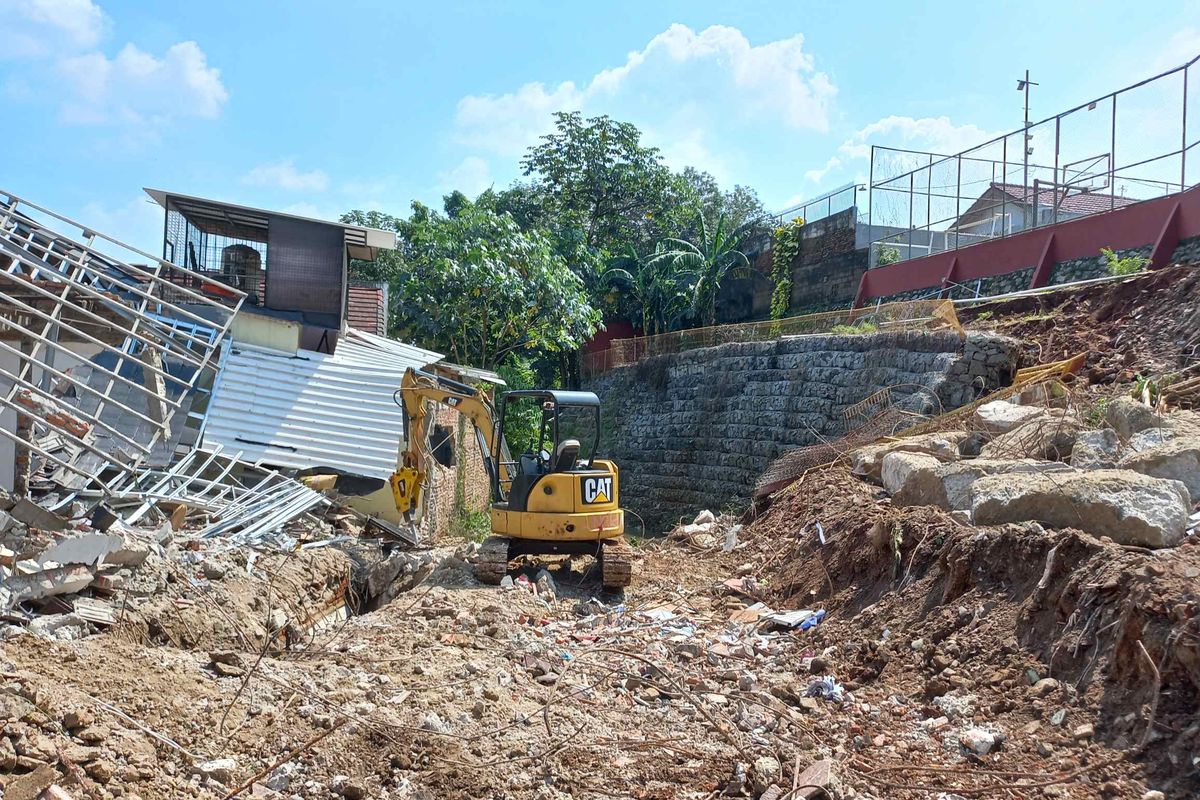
(867, 54, 1200, 266)
(582, 299, 961, 377)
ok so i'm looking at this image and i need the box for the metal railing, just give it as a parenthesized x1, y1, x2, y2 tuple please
(772, 183, 861, 226)
(867, 53, 1200, 266)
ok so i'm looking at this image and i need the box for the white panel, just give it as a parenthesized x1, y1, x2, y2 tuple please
(200, 328, 442, 479)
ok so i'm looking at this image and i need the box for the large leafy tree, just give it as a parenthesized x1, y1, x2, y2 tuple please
(678, 168, 768, 235)
(346, 198, 599, 369)
(520, 112, 693, 252)
(657, 213, 757, 327)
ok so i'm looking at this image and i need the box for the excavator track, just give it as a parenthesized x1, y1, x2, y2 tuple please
(474, 536, 511, 585)
(599, 537, 633, 589)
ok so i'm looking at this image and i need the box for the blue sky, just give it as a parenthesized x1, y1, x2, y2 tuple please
(1, 0, 1198, 252)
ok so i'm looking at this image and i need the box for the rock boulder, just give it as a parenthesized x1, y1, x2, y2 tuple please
(980, 410, 1082, 461)
(1104, 397, 1164, 438)
(850, 432, 967, 482)
(882, 452, 1073, 511)
(1070, 429, 1120, 469)
(973, 401, 1045, 435)
(1119, 437, 1200, 501)
(970, 470, 1191, 548)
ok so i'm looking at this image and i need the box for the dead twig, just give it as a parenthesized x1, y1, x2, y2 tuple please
(1135, 639, 1161, 751)
(222, 716, 348, 799)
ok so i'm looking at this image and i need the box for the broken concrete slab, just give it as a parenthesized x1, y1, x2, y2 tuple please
(849, 431, 967, 482)
(970, 470, 1191, 548)
(35, 533, 122, 568)
(1, 564, 95, 606)
(980, 410, 1082, 461)
(1119, 437, 1200, 502)
(882, 452, 1073, 511)
(1071, 429, 1121, 469)
(10, 499, 67, 532)
(973, 400, 1045, 434)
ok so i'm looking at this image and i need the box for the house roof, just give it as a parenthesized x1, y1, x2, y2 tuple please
(988, 182, 1138, 216)
(144, 188, 396, 261)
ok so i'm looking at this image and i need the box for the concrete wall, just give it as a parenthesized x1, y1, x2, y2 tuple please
(587, 331, 1018, 532)
(874, 234, 1200, 304)
(716, 207, 868, 323)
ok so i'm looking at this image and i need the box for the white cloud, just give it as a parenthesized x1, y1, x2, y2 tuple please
(1, 2, 227, 130)
(243, 160, 330, 192)
(57, 41, 227, 125)
(1151, 26, 1200, 72)
(453, 23, 835, 159)
(437, 156, 493, 196)
(805, 155, 841, 183)
(0, 0, 106, 57)
(455, 81, 583, 156)
(79, 195, 167, 257)
(838, 116, 1000, 161)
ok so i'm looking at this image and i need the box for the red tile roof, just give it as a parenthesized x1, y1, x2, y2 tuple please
(347, 282, 387, 336)
(990, 182, 1138, 215)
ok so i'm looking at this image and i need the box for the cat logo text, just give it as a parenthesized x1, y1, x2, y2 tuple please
(581, 475, 613, 505)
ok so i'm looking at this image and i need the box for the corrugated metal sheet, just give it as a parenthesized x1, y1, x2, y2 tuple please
(200, 328, 442, 479)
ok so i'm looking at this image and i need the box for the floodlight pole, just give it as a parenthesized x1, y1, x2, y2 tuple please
(1018, 69, 1039, 212)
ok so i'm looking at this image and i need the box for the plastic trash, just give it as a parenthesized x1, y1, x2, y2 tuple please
(800, 609, 826, 631)
(804, 676, 845, 701)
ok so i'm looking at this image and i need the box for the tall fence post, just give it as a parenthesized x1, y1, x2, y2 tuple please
(1182, 65, 1189, 192)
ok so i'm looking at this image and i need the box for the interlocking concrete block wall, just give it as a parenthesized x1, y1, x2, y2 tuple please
(588, 331, 1019, 532)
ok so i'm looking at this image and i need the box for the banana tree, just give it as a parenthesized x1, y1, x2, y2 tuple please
(658, 213, 758, 327)
(607, 243, 694, 335)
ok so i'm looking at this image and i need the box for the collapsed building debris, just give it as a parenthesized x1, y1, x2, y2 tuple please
(0, 190, 241, 494)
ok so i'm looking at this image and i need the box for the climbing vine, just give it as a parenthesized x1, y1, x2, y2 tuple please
(769, 217, 805, 319)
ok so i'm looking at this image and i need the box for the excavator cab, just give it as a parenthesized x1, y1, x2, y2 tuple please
(494, 389, 601, 511)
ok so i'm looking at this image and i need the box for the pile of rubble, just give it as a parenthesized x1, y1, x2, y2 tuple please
(855, 391, 1200, 548)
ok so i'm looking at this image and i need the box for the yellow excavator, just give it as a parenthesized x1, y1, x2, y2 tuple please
(390, 367, 631, 588)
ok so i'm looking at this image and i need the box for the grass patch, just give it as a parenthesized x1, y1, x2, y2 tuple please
(829, 321, 880, 335)
(451, 509, 492, 542)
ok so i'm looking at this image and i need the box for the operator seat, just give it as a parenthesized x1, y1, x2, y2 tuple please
(553, 438, 580, 472)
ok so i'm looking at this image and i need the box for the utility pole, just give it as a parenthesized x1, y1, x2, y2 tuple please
(1016, 70, 1039, 209)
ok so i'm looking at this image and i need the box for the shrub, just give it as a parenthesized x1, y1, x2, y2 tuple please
(1101, 247, 1149, 277)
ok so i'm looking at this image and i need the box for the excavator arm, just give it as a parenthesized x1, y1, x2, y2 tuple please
(389, 368, 509, 524)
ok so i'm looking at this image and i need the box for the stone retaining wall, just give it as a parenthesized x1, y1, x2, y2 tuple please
(588, 331, 1019, 532)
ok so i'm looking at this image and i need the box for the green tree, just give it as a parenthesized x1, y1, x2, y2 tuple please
(383, 197, 599, 368)
(657, 213, 757, 327)
(607, 244, 694, 335)
(520, 111, 685, 252)
(678, 167, 768, 234)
